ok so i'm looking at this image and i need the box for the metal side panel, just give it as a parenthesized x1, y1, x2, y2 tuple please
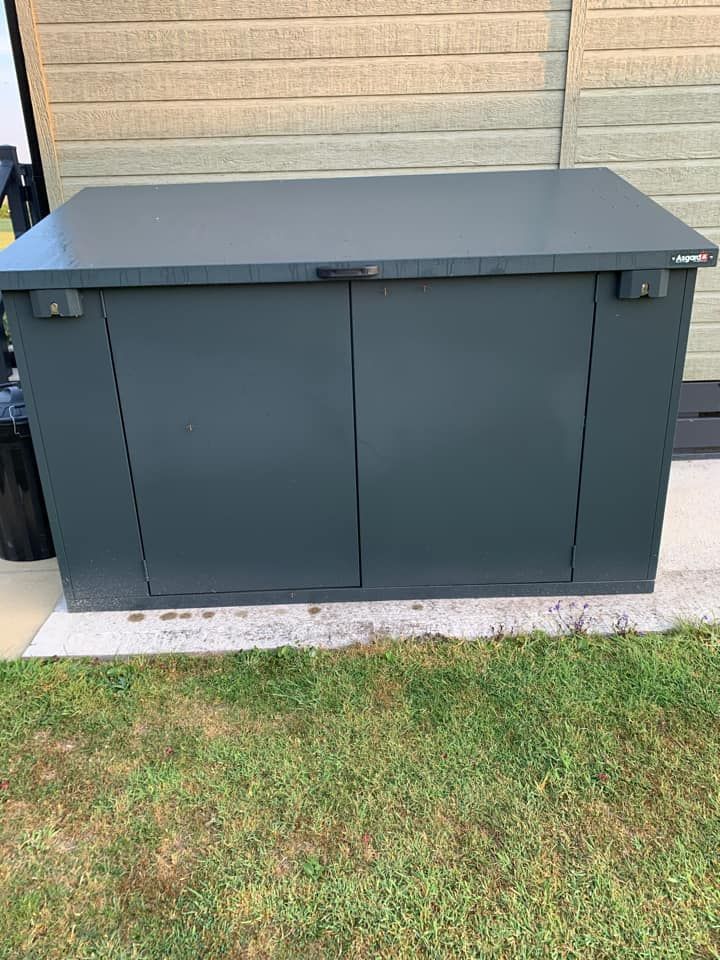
(104, 284, 360, 596)
(352, 274, 595, 588)
(5, 290, 147, 604)
(574, 269, 690, 582)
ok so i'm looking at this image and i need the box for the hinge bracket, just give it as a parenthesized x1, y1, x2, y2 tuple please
(29, 288, 83, 318)
(618, 269, 669, 300)
(142, 558, 150, 583)
(570, 544, 577, 569)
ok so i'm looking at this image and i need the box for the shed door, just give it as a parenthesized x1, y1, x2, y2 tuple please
(105, 284, 360, 596)
(351, 275, 595, 587)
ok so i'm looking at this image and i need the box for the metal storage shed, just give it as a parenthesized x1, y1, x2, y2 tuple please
(0, 167, 716, 611)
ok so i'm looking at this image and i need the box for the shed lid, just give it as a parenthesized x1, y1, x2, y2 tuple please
(0, 168, 716, 290)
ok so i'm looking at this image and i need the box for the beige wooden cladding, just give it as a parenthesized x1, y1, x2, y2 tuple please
(39, 15, 571, 63)
(46, 55, 568, 104)
(52, 92, 564, 142)
(35, 3, 571, 190)
(58, 131, 563, 178)
(15, 0, 720, 379)
(569, 1, 720, 380)
(34, 0, 573, 19)
(582, 49, 720, 88)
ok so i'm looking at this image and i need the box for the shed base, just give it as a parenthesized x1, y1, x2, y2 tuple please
(67, 580, 655, 613)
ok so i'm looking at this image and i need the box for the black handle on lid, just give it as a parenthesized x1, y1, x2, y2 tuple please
(316, 265, 380, 279)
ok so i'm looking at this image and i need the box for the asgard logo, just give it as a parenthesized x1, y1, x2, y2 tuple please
(671, 251, 713, 264)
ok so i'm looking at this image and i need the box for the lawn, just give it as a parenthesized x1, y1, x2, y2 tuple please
(0, 218, 14, 250)
(1, 627, 719, 959)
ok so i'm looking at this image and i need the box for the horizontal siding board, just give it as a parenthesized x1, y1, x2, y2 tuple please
(58, 129, 562, 176)
(58, 164, 551, 195)
(657, 196, 720, 228)
(586, 11, 720, 50)
(691, 293, 720, 324)
(46, 52, 567, 102)
(697, 268, 720, 293)
(593, 0, 718, 6)
(688, 317, 720, 348)
(580, 160, 720, 196)
(59, 164, 555, 196)
(35, 0, 572, 20)
(688, 322, 720, 353)
(684, 352, 720, 380)
(578, 86, 720, 126)
(576, 123, 720, 162)
(582, 49, 720, 88)
(52, 91, 564, 141)
(40, 13, 570, 64)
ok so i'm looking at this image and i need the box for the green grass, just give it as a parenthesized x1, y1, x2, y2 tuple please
(1, 626, 719, 959)
(0, 218, 14, 251)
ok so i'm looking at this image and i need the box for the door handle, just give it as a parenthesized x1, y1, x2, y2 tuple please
(316, 265, 380, 280)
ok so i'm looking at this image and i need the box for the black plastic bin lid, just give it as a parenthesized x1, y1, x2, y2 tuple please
(0, 383, 29, 438)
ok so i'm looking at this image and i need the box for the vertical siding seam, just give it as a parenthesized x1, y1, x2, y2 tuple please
(559, 0, 588, 168)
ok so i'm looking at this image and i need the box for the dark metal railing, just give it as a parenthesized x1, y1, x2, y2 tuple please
(0, 144, 40, 236)
(675, 382, 720, 458)
(1, 144, 42, 380)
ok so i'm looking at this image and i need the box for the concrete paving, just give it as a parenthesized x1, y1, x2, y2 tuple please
(0, 557, 61, 658)
(18, 459, 720, 658)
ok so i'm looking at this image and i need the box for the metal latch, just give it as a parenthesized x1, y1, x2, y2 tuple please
(317, 265, 380, 280)
(29, 289, 83, 318)
(617, 270, 669, 300)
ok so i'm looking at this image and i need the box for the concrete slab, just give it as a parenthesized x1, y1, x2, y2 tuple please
(653, 459, 720, 573)
(0, 557, 62, 658)
(23, 459, 720, 659)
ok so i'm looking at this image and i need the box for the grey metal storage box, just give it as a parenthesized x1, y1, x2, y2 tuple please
(0, 168, 716, 612)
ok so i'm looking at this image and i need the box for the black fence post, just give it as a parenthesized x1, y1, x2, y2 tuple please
(0, 144, 35, 236)
(1, 144, 42, 379)
(0, 318, 12, 383)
